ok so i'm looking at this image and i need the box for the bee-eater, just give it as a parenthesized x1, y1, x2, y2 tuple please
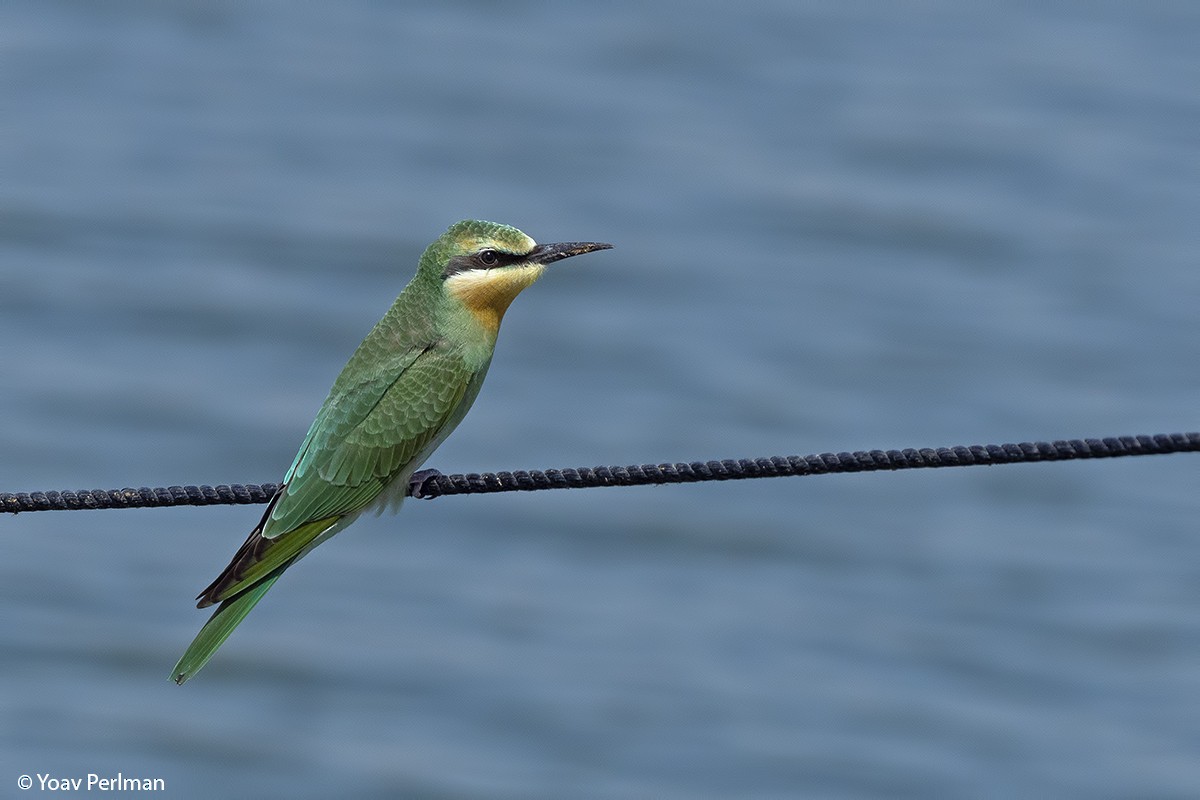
(171, 220, 611, 684)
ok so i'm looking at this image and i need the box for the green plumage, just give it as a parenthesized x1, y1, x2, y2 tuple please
(171, 220, 610, 684)
(171, 572, 286, 683)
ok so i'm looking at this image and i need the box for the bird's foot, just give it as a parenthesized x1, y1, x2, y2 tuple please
(407, 468, 443, 499)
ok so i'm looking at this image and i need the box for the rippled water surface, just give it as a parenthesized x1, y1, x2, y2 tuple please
(3, 3, 1198, 798)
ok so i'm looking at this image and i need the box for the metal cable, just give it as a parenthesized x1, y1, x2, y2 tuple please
(2, 432, 1195, 514)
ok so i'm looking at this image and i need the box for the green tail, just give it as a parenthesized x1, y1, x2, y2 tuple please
(171, 567, 287, 685)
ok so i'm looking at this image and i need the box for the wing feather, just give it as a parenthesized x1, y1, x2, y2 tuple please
(195, 343, 478, 606)
(266, 345, 476, 534)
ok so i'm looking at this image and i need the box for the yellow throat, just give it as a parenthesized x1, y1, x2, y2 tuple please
(444, 263, 546, 334)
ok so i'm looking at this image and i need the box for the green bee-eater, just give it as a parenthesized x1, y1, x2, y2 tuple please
(171, 220, 611, 684)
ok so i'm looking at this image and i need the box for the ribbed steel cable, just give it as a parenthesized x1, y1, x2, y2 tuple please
(2, 432, 1195, 513)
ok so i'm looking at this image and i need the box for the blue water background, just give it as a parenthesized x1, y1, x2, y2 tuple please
(2, 2, 1197, 797)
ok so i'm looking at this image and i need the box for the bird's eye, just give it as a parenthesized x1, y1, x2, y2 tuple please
(477, 249, 499, 267)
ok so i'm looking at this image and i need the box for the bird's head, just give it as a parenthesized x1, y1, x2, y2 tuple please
(429, 220, 611, 333)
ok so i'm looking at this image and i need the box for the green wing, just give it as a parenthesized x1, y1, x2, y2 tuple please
(197, 343, 479, 606)
(270, 343, 436, 532)
(173, 343, 480, 683)
(266, 342, 479, 536)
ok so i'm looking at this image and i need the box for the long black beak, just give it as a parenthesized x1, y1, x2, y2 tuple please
(528, 241, 613, 265)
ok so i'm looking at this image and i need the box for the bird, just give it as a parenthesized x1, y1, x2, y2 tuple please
(171, 220, 612, 684)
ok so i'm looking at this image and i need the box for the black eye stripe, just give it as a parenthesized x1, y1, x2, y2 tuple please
(477, 249, 523, 269)
(442, 249, 528, 278)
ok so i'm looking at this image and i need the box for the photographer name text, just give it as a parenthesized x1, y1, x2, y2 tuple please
(19, 773, 165, 792)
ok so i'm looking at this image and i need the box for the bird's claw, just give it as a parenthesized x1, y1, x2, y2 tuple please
(407, 468, 443, 499)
